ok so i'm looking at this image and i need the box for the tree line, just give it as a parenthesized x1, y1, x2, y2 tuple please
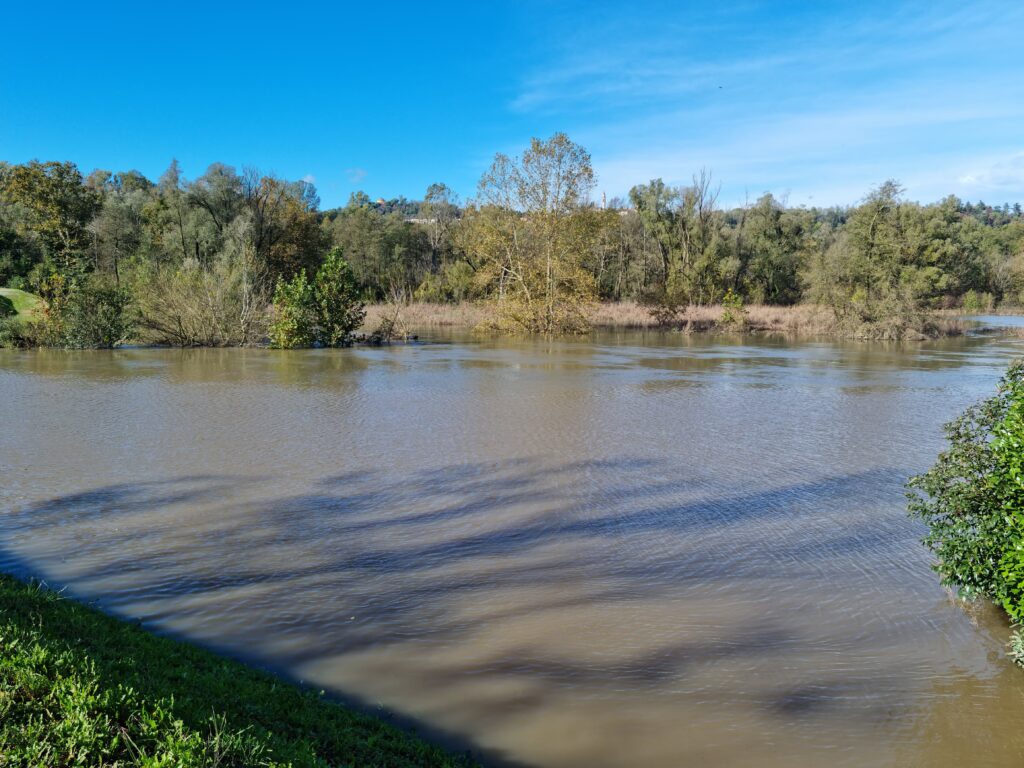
(1, 133, 1023, 345)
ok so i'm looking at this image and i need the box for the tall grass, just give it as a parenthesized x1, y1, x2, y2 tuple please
(363, 301, 974, 338)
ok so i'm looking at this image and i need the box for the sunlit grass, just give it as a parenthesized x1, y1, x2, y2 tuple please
(0, 288, 41, 320)
(0, 574, 477, 767)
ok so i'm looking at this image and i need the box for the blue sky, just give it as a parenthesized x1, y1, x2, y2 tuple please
(2, 1, 1022, 209)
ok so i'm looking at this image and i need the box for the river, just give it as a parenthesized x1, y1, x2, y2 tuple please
(1, 329, 1023, 767)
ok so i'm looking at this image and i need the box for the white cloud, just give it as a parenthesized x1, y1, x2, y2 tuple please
(509, 2, 1024, 206)
(345, 167, 366, 184)
(957, 153, 1024, 191)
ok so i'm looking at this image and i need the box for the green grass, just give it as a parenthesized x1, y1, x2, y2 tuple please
(0, 574, 479, 767)
(0, 288, 41, 320)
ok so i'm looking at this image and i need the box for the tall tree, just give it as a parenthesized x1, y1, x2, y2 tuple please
(0, 161, 100, 276)
(465, 133, 599, 333)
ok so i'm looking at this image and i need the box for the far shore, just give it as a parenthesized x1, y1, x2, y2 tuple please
(363, 301, 1024, 339)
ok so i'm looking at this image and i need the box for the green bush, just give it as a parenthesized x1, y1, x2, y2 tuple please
(0, 316, 37, 347)
(0, 293, 14, 318)
(269, 269, 317, 349)
(962, 289, 995, 313)
(315, 248, 366, 346)
(269, 249, 364, 348)
(908, 361, 1024, 664)
(414, 261, 478, 303)
(42, 278, 135, 349)
(719, 288, 746, 328)
(992, 372, 1024, 622)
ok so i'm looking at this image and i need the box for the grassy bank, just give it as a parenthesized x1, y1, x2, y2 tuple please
(363, 300, 975, 338)
(0, 288, 41, 320)
(0, 574, 477, 767)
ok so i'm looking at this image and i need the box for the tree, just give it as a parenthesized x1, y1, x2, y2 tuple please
(464, 133, 599, 334)
(269, 248, 365, 348)
(314, 248, 365, 346)
(422, 182, 460, 270)
(243, 171, 325, 280)
(0, 161, 100, 276)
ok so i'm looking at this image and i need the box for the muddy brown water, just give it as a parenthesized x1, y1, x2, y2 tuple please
(2, 330, 1024, 767)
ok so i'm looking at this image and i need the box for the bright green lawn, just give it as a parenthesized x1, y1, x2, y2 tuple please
(0, 574, 478, 767)
(0, 288, 41, 320)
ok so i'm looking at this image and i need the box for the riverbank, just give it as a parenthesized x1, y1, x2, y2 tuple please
(0, 287, 41, 320)
(0, 574, 477, 767)
(364, 301, 979, 338)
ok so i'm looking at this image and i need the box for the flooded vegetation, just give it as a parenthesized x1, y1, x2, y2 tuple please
(3, 330, 1024, 766)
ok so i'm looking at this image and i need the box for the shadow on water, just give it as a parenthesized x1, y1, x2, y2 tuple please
(0, 459, 929, 743)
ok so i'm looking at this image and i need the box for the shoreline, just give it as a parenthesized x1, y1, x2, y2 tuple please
(0, 572, 483, 767)
(364, 301, 1023, 339)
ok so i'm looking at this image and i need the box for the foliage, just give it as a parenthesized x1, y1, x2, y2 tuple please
(0, 288, 42, 347)
(41, 276, 135, 349)
(269, 270, 317, 349)
(0, 316, 36, 348)
(962, 289, 995, 313)
(908, 362, 1024, 630)
(1, 149, 1023, 343)
(1010, 629, 1024, 668)
(0, 574, 476, 767)
(269, 249, 365, 348)
(719, 288, 746, 328)
(0, 160, 100, 276)
(414, 261, 478, 303)
(463, 133, 599, 334)
(992, 369, 1024, 621)
(314, 248, 366, 346)
(133, 215, 268, 347)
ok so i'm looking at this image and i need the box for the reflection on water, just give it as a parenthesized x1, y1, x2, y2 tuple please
(2, 331, 1024, 767)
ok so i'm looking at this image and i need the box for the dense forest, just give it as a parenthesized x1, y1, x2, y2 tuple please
(2, 133, 1023, 346)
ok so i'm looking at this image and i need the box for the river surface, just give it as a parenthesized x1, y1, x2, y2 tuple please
(2, 330, 1024, 767)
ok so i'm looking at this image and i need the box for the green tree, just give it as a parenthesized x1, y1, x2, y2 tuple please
(269, 249, 364, 348)
(42, 276, 135, 348)
(0, 161, 101, 276)
(314, 248, 365, 346)
(464, 132, 599, 334)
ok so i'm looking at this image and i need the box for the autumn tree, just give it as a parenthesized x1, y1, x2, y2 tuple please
(462, 133, 600, 334)
(0, 160, 100, 277)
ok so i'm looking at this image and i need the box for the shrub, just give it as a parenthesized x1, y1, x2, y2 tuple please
(908, 361, 1024, 656)
(314, 249, 365, 346)
(133, 252, 269, 347)
(0, 316, 37, 348)
(719, 288, 746, 328)
(269, 249, 364, 348)
(962, 289, 995, 313)
(41, 278, 135, 349)
(269, 269, 317, 349)
(0, 294, 14, 318)
(414, 261, 478, 303)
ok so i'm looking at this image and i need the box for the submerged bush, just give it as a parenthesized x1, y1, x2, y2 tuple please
(908, 361, 1024, 653)
(269, 248, 364, 348)
(0, 316, 36, 347)
(41, 277, 135, 349)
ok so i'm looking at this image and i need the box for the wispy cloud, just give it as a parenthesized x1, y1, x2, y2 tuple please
(508, 1, 1024, 205)
(958, 153, 1024, 192)
(345, 167, 366, 184)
